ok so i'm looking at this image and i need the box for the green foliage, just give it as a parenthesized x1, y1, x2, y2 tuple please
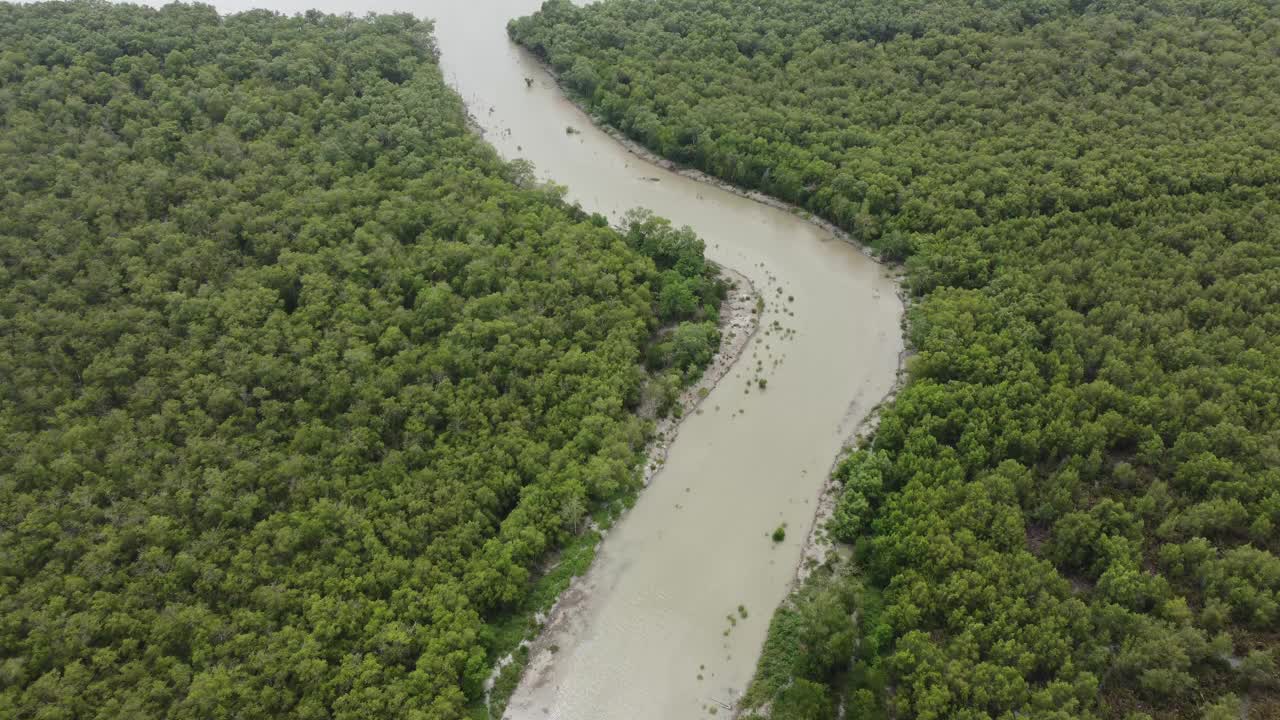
(743, 568, 859, 709)
(0, 3, 721, 718)
(829, 450, 890, 543)
(772, 679, 836, 720)
(627, 208, 724, 383)
(1240, 649, 1278, 690)
(1199, 694, 1242, 720)
(512, 0, 1280, 716)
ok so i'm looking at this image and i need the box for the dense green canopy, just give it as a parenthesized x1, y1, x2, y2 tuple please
(512, 0, 1280, 717)
(0, 2, 721, 717)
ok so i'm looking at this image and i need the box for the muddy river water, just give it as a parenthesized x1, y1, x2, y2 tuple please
(172, 0, 904, 716)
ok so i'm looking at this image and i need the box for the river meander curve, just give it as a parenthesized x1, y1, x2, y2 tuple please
(151, 0, 905, 716)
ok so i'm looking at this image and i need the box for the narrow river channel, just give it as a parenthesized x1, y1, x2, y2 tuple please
(433, 8, 904, 715)
(168, 0, 904, 716)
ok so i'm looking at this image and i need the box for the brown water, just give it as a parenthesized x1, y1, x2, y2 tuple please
(164, 0, 904, 716)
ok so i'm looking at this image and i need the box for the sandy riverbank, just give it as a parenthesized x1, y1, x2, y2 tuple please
(641, 265, 761, 486)
(509, 264, 760, 696)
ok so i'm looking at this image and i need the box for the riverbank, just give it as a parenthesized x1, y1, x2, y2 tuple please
(482, 264, 761, 718)
(790, 344, 911, 587)
(641, 265, 760, 486)
(520, 51, 901, 273)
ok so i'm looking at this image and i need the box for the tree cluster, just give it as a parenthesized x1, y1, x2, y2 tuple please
(0, 3, 720, 717)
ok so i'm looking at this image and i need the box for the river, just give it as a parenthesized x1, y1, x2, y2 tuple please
(163, 0, 904, 716)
